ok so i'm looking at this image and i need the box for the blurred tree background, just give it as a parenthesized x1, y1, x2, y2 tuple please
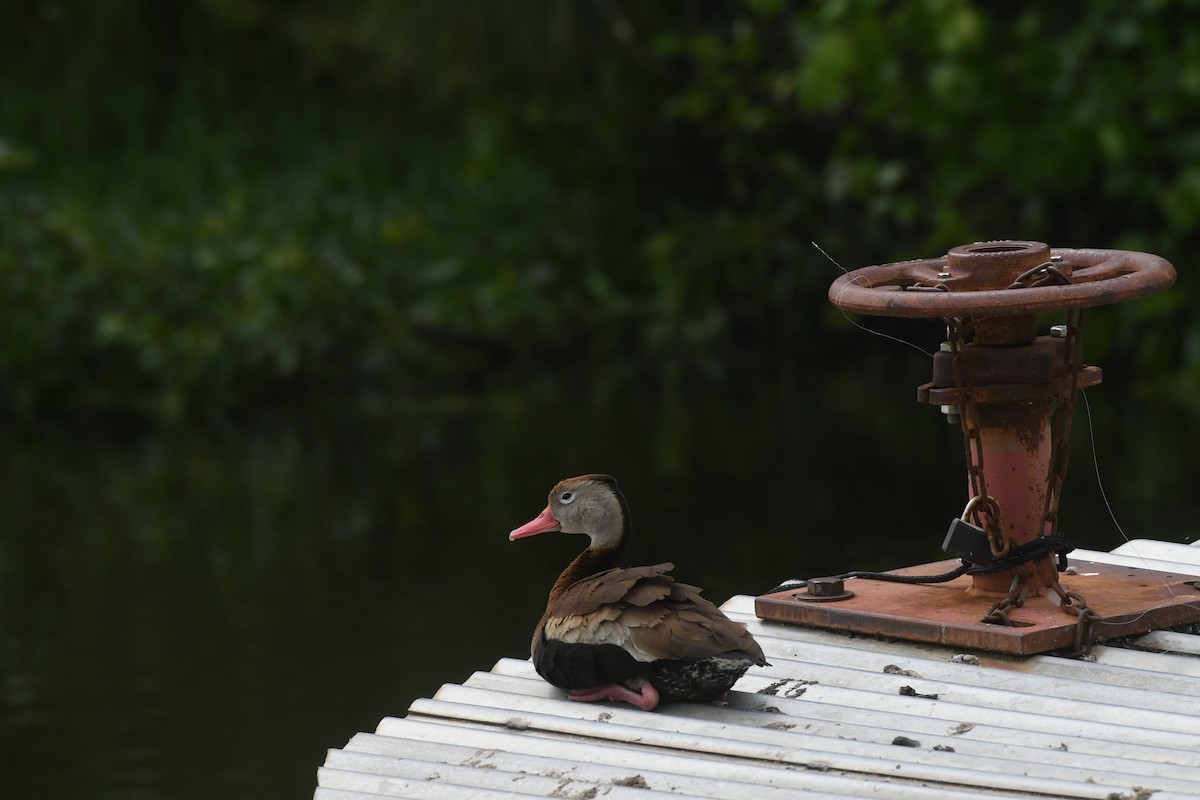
(2, 0, 1197, 428)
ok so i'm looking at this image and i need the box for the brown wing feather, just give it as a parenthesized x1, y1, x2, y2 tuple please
(628, 594, 762, 661)
(540, 562, 766, 666)
(622, 581, 673, 607)
(551, 563, 675, 617)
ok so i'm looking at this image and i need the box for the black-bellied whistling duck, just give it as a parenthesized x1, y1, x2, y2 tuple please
(509, 474, 767, 711)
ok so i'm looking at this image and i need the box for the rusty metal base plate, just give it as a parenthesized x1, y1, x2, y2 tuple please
(755, 558, 1200, 655)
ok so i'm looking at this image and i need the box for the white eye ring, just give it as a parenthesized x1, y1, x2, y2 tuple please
(559, 491, 575, 504)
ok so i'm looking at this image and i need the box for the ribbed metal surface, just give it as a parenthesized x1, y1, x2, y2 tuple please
(317, 545, 1200, 799)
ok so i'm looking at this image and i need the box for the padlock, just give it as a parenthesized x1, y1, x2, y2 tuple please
(942, 517, 994, 566)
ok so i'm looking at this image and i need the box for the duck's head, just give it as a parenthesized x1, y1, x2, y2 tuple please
(509, 474, 629, 551)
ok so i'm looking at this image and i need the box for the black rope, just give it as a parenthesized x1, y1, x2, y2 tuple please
(761, 534, 1077, 596)
(758, 562, 970, 596)
(983, 533, 1075, 574)
(824, 561, 973, 586)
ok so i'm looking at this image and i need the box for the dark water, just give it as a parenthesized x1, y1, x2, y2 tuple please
(1, 356, 1196, 799)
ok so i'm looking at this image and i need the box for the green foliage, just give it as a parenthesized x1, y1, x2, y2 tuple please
(2, 0, 1199, 425)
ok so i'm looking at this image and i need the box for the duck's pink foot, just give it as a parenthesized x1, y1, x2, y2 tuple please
(567, 682, 660, 711)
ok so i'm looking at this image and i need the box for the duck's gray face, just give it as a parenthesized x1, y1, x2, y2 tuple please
(508, 475, 623, 548)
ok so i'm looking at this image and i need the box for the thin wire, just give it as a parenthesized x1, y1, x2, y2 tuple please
(1080, 390, 1131, 546)
(1081, 389, 1179, 600)
(815, 241, 935, 360)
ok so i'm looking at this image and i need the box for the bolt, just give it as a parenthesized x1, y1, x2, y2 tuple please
(1050, 254, 1063, 262)
(807, 577, 846, 598)
(1050, 324, 1068, 338)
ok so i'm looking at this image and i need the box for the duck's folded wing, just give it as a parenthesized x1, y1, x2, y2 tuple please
(543, 564, 765, 665)
(551, 563, 675, 615)
(629, 595, 764, 662)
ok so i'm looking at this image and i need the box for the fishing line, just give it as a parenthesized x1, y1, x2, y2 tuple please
(1080, 389, 1183, 605)
(814, 241, 935, 359)
(1080, 391, 1133, 553)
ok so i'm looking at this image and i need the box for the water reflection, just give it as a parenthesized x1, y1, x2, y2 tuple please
(0, 358, 1195, 799)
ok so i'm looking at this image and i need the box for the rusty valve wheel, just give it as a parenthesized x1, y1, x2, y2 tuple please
(828, 240, 1175, 318)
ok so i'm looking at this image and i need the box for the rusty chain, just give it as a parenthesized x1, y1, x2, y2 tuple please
(981, 568, 1033, 626)
(1048, 582, 1100, 657)
(1042, 309, 1084, 544)
(946, 317, 1009, 559)
(1038, 305, 1099, 653)
(946, 260, 1099, 653)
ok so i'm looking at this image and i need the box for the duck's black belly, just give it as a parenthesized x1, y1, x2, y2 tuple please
(534, 637, 652, 690)
(535, 634, 756, 703)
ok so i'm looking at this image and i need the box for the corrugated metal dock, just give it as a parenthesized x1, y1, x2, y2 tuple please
(316, 539, 1200, 799)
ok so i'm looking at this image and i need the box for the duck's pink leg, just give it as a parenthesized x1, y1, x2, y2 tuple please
(567, 683, 660, 711)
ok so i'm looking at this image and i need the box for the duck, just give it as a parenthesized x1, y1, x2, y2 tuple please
(509, 474, 767, 711)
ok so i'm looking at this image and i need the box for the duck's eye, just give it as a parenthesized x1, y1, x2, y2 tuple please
(559, 491, 575, 504)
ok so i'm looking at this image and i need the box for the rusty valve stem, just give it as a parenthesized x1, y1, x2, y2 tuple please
(915, 243, 1100, 594)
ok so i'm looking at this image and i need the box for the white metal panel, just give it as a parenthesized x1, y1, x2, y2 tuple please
(317, 540, 1200, 800)
(1087, 642, 1200, 676)
(336, 729, 865, 799)
(1110, 539, 1200, 567)
(1070, 546, 1200, 576)
(321, 750, 704, 799)
(435, 677, 1200, 787)
(317, 766, 534, 799)
(742, 625, 1200, 706)
(482, 657, 1200, 768)
(376, 705, 1123, 800)
(350, 722, 1032, 800)
(401, 694, 1192, 798)
(315, 789, 390, 800)
(1128, 630, 1200, 656)
(465, 666, 1200, 769)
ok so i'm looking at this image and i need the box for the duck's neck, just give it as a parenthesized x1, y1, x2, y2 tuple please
(547, 484, 632, 604)
(549, 540, 625, 602)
